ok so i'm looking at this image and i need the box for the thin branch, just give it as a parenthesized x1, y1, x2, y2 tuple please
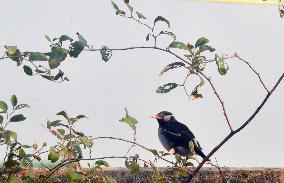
(233, 53, 269, 93)
(92, 136, 175, 165)
(187, 73, 284, 182)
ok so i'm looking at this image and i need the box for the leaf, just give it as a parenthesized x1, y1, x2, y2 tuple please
(59, 35, 73, 44)
(48, 150, 59, 163)
(10, 176, 23, 183)
(23, 65, 33, 76)
(156, 83, 179, 94)
(18, 148, 27, 159)
(29, 52, 48, 61)
(5, 46, 22, 63)
(56, 111, 69, 120)
(116, 10, 126, 16)
(77, 32, 87, 46)
(48, 47, 68, 69)
(15, 104, 30, 110)
(189, 88, 203, 100)
(119, 108, 138, 132)
(45, 35, 52, 42)
(80, 137, 93, 148)
(0, 115, 3, 123)
(136, 11, 146, 19)
(40, 75, 54, 81)
(215, 54, 229, 75)
(76, 114, 87, 119)
(5, 130, 18, 140)
(67, 171, 84, 181)
(111, 1, 119, 10)
(195, 37, 209, 48)
(54, 69, 64, 80)
(159, 62, 185, 76)
(100, 46, 112, 62)
(69, 41, 84, 58)
(146, 34, 150, 41)
(169, 41, 188, 50)
(57, 129, 65, 136)
(199, 45, 215, 52)
(10, 95, 18, 107)
(0, 101, 8, 112)
(95, 160, 110, 167)
(154, 16, 170, 28)
(10, 114, 26, 122)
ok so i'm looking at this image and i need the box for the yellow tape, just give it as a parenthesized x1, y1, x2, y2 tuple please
(200, 0, 284, 6)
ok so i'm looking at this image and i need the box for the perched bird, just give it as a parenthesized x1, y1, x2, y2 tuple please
(151, 111, 206, 159)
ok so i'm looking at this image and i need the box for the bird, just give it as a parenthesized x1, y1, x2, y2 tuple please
(151, 111, 206, 159)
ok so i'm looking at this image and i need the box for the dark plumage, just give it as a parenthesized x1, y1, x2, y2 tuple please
(151, 111, 206, 159)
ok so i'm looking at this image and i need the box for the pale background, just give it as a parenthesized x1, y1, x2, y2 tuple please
(1, 0, 284, 167)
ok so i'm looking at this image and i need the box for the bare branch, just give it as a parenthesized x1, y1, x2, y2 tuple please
(233, 53, 269, 93)
(187, 73, 284, 182)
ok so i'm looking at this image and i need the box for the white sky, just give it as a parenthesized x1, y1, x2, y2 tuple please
(1, 0, 284, 168)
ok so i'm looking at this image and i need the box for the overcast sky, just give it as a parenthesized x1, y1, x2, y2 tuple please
(1, 0, 284, 168)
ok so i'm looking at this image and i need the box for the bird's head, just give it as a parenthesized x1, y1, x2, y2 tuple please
(151, 111, 175, 123)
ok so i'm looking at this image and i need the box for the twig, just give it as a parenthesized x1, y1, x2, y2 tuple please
(92, 136, 175, 165)
(187, 73, 284, 182)
(233, 53, 269, 93)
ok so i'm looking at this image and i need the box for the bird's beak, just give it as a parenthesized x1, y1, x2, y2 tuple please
(150, 115, 163, 120)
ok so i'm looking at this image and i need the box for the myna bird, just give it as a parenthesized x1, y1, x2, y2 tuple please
(151, 111, 206, 159)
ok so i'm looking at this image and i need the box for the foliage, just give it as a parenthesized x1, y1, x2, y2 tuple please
(0, 0, 283, 183)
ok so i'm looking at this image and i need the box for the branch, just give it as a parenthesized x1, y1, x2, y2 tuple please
(87, 46, 233, 130)
(92, 136, 175, 165)
(187, 73, 284, 182)
(233, 53, 269, 93)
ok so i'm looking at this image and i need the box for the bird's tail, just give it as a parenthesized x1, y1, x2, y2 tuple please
(195, 147, 206, 159)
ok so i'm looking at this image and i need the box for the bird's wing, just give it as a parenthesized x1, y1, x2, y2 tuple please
(162, 121, 195, 145)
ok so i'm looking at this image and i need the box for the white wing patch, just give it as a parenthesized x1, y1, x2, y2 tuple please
(163, 129, 181, 137)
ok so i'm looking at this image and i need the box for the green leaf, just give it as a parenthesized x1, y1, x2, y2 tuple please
(10, 176, 23, 183)
(76, 114, 87, 119)
(67, 171, 85, 181)
(77, 32, 87, 46)
(57, 129, 65, 136)
(95, 160, 110, 167)
(169, 41, 188, 50)
(195, 37, 209, 48)
(56, 110, 69, 119)
(23, 65, 33, 76)
(45, 35, 52, 42)
(215, 54, 229, 75)
(146, 34, 150, 41)
(0, 101, 8, 112)
(29, 52, 48, 61)
(199, 45, 215, 52)
(59, 35, 73, 44)
(154, 16, 170, 28)
(6, 130, 18, 140)
(116, 10, 126, 16)
(10, 114, 26, 122)
(119, 108, 138, 132)
(156, 83, 179, 94)
(80, 137, 93, 148)
(48, 47, 68, 69)
(111, 1, 119, 10)
(5, 46, 22, 63)
(136, 11, 146, 19)
(18, 148, 27, 159)
(48, 150, 59, 163)
(0, 115, 3, 123)
(159, 62, 185, 76)
(10, 94, 18, 107)
(100, 46, 112, 62)
(69, 41, 84, 58)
